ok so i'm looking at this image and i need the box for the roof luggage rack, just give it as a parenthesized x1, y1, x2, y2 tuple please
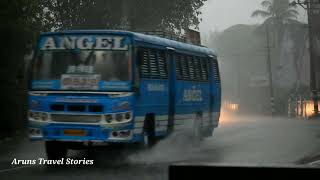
(136, 30, 186, 42)
(135, 29, 202, 46)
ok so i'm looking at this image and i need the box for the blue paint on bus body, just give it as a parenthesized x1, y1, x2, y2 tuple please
(28, 30, 221, 145)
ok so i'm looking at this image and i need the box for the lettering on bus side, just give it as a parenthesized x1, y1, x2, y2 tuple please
(183, 86, 203, 102)
(147, 84, 165, 92)
(40, 36, 129, 50)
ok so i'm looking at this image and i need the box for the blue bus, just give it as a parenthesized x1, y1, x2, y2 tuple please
(28, 30, 221, 159)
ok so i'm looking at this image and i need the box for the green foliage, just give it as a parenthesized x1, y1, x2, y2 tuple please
(0, 0, 33, 137)
(38, 0, 206, 32)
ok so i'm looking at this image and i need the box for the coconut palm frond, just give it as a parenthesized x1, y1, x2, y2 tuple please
(251, 10, 272, 18)
(253, 16, 277, 34)
(285, 18, 302, 25)
(267, 4, 273, 14)
(273, 0, 291, 12)
(261, 16, 277, 26)
(280, 10, 299, 20)
(255, 17, 275, 29)
(261, 0, 272, 8)
(252, 0, 301, 28)
(286, 9, 299, 16)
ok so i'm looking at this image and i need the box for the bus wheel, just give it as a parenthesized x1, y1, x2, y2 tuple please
(192, 112, 203, 144)
(45, 141, 67, 160)
(143, 114, 157, 148)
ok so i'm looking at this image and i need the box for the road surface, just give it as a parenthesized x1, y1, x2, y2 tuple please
(1, 113, 320, 179)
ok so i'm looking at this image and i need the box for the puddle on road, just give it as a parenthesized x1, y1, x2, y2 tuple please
(127, 132, 207, 165)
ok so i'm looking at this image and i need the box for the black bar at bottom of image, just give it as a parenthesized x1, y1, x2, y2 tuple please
(169, 164, 320, 179)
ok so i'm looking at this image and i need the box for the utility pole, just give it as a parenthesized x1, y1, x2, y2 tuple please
(290, 0, 320, 117)
(266, 25, 275, 116)
(307, 0, 320, 117)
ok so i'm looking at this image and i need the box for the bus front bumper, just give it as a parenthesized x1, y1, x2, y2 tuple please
(28, 123, 142, 143)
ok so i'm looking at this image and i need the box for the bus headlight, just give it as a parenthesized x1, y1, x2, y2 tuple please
(104, 112, 132, 124)
(28, 111, 34, 119)
(33, 112, 41, 120)
(28, 111, 49, 121)
(115, 113, 124, 122)
(40, 113, 49, 121)
(105, 114, 113, 123)
(125, 112, 131, 120)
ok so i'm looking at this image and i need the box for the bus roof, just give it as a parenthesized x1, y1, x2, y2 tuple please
(40, 30, 217, 57)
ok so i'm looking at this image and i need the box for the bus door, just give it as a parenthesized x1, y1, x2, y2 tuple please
(134, 48, 170, 137)
(167, 47, 176, 134)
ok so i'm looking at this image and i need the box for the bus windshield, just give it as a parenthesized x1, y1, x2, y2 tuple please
(32, 50, 131, 90)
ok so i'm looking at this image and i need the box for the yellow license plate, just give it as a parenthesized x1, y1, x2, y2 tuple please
(63, 129, 87, 136)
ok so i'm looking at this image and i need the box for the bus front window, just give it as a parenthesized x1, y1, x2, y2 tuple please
(32, 50, 131, 90)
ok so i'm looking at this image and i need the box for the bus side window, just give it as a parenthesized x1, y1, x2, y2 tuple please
(134, 48, 145, 92)
(138, 48, 150, 79)
(175, 54, 182, 80)
(193, 56, 201, 82)
(187, 56, 196, 81)
(181, 55, 189, 80)
(158, 51, 168, 79)
(200, 57, 209, 82)
(211, 58, 221, 85)
(138, 48, 168, 80)
(207, 57, 220, 86)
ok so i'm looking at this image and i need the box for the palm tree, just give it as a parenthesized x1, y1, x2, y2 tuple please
(252, 0, 299, 24)
(251, 0, 299, 46)
(252, 0, 301, 114)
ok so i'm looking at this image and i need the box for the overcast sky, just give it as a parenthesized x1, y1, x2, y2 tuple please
(199, 0, 308, 36)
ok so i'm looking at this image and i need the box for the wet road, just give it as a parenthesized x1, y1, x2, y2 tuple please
(1, 113, 320, 179)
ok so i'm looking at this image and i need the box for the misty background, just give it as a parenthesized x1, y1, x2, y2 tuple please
(200, 0, 310, 115)
(199, 0, 307, 33)
(0, 0, 311, 138)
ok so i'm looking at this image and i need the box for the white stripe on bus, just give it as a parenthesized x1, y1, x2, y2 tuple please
(136, 112, 217, 121)
(158, 121, 168, 126)
(135, 115, 168, 121)
(134, 112, 219, 127)
(134, 128, 143, 134)
(135, 117, 144, 122)
(134, 122, 144, 128)
(156, 126, 167, 132)
(156, 115, 168, 121)
(175, 114, 195, 120)
(174, 126, 188, 130)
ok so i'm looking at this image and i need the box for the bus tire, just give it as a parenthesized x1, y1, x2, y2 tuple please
(143, 114, 157, 148)
(45, 141, 67, 160)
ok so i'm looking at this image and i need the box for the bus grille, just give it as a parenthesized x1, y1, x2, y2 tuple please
(51, 114, 102, 123)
